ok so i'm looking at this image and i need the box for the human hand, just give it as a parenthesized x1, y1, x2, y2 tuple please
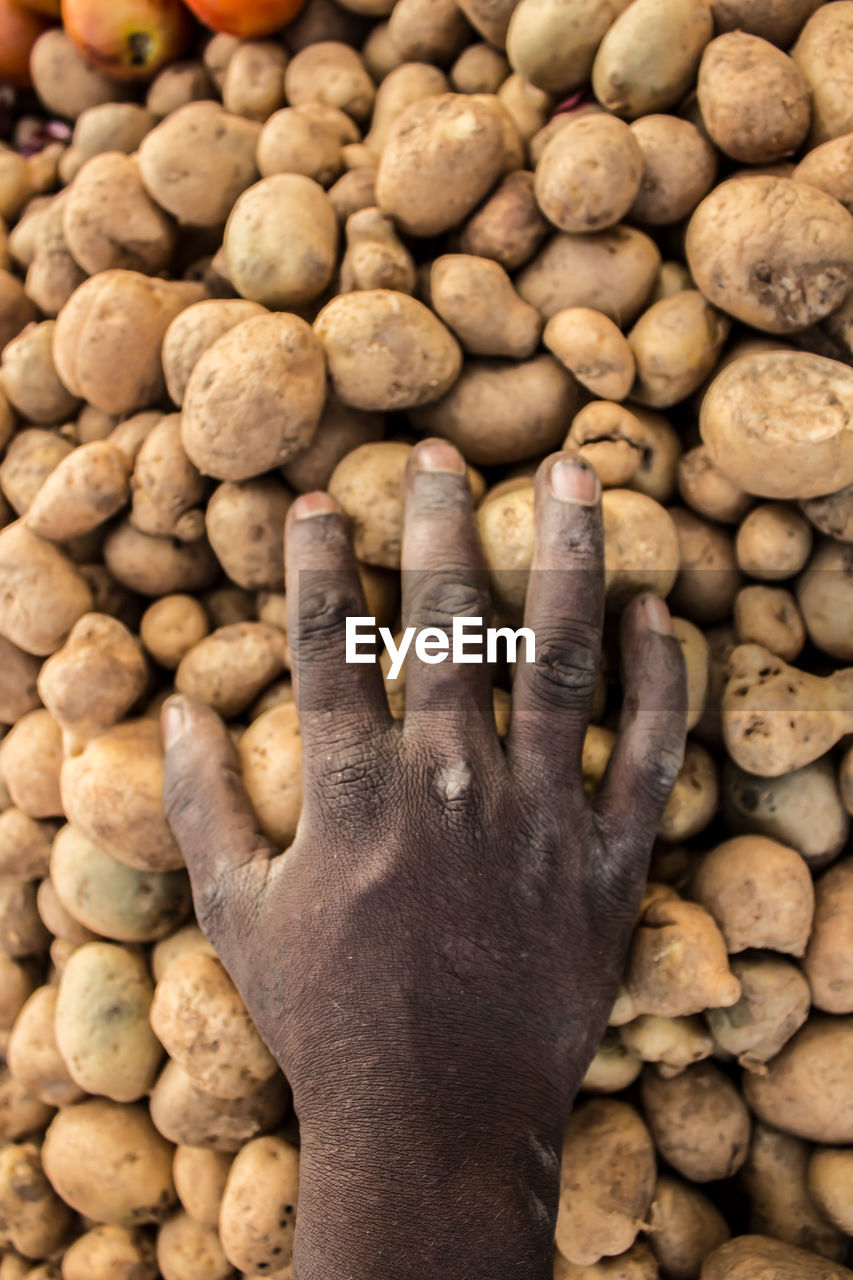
(162, 438, 687, 1280)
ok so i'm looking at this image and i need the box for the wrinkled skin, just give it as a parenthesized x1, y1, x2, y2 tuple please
(162, 439, 687, 1280)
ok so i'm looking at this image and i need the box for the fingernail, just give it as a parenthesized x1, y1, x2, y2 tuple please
(550, 458, 600, 504)
(414, 439, 466, 475)
(161, 696, 186, 750)
(291, 492, 339, 520)
(643, 594, 672, 635)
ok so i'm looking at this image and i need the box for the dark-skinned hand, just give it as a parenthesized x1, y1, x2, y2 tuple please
(161, 438, 687, 1280)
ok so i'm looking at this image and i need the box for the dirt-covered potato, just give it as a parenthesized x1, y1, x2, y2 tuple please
(222, 39, 287, 122)
(677, 446, 752, 526)
(618, 897, 740, 1021)
(658, 740, 718, 842)
(181, 313, 326, 482)
(641, 1061, 751, 1183)
(0, 876, 49, 958)
(257, 104, 355, 190)
(629, 114, 717, 226)
(7, 984, 82, 1108)
(150, 951, 278, 1101)
(592, 0, 713, 118)
(543, 308, 635, 402)
(37, 614, 147, 752)
(162, 300, 266, 410)
(792, 4, 853, 146)
(54, 942, 161, 1102)
(692, 834, 814, 955)
(156, 1209, 232, 1280)
(315, 289, 461, 412)
(0, 321, 79, 426)
(62, 152, 176, 277)
(128, 414, 203, 543)
(281, 396, 384, 494)
(172, 1146, 231, 1227)
(0, 953, 37, 1032)
(517, 224, 660, 323)
(733, 584, 805, 662)
(284, 40, 375, 122)
(24, 441, 132, 544)
(645, 1175, 730, 1280)
(564, 402, 646, 489)
(698, 34, 810, 164)
(363, 61, 448, 154)
(629, 292, 730, 409)
(175, 623, 285, 720)
(61, 1223, 159, 1280)
(736, 502, 813, 580)
(430, 254, 541, 358)
(580, 1030, 642, 1096)
(687, 178, 853, 335)
(337, 205, 416, 295)
(619, 1014, 714, 1078)
(705, 1235, 853, 1279)
(797, 538, 853, 662)
(218, 1136, 299, 1273)
(457, 169, 548, 271)
(702, 352, 853, 500)
(139, 596, 208, 671)
(741, 1123, 846, 1263)
(0, 709, 62, 820)
(138, 101, 260, 227)
(149, 1058, 289, 1154)
(0, 810, 53, 880)
(0, 639, 39, 727)
(808, 1149, 853, 1237)
(237, 700, 302, 850)
(42, 1098, 176, 1225)
(535, 114, 643, 234)
(151, 923, 215, 981)
(0, 1142, 72, 1259)
(671, 618, 709, 733)
(204, 478, 292, 592)
(376, 93, 508, 237)
(710, 0, 823, 48)
(102, 520, 218, 597)
(602, 489, 680, 608)
(800, 480, 853, 545)
(504, 0, 626, 95)
(54, 271, 204, 416)
(223, 174, 338, 309)
(0, 430, 75, 518)
(803, 859, 853, 1014)
(60, 719, 183, 872)
(706, 952, 811, 1071)
(63, 100, 155, 173)
(723, 758, 850, 870)
(744, 1017, 853, 1144)
(555, 1098, 655, 1267)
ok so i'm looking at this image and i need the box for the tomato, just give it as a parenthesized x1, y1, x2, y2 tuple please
(14, 0, 61, 18)
(61, 0, 191, 81)
(181, 0, 305, 38)
(0, 0, 52, 89)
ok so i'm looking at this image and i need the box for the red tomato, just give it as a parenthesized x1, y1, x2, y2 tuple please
(14, 0, 61, 18)
(182, 0, 305, 38)
(61, 0, 191, 81)
(0, 0, 52, 89)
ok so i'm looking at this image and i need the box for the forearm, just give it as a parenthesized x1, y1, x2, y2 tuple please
(293, 1121, 563, 1280)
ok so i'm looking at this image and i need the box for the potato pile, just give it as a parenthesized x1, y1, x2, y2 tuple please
(2, 0, 853, 1276)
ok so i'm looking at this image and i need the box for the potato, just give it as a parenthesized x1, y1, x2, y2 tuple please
(30, 29, 132, 119)
(37, 876, 97, 945)
(0, 430, 76, 519)
(63, 101, 156, 173)
(693, 833, 814, 956)
(802, 859, 853, 1014)
(658, 740, 718, 842)
(0, 953, 37, 1031)
(151, 952, 278, 1101)
(284, 41, 375, 122)
(535, 114, 643, 235)
(723, 758, 850, 869)
(544, 308, 635, 402)
(619, 1014, 713, 1078)
(619, 897, 740, 1021)
(706, 953, 810, 1071)
(744, 1017, 853, 1145)
(281, 395, 384, 493)
(24, 199, 86, 323)
(102, 520, 218, 597)
(800, 480, 853, 545)
(592, 0, 713, 118)
(451, 43, 509, 95)
(0, 709, 62, 820)
(517, 225, 660, 325)
(0, 877, 50, 958)
(0, 269, 36, 352)
(376, 94, 507, 237)
(339, 206, 416, 295)
(602, 489, 680, 609)
(646, 1175, 730, 1280)
(642, 1061, 750, 1183)
(42, 1098, 176, 1225)
(792, 5, 853, 146)
(429, 254, 540, 358)
(162, 299, 266, 408)
(328, 166, 378, 222)
(0, 639, 40, 727)
(677, 446, 752, 527)
(629, 292, 731, 409)
(669, 618, 709, 734)
(54, 942, 161, 1103)
(223, 175, 338, 309)
(797, 538, 853, 662)
(628, 115, 717, 226)
(63, 152, 176, 277)
(7, 985, 83, 1109)
(54, 271, 204, 416)
(736, 502, 813, 581)
(808, 1149, 853, 1237)
(554, 1098, 655, 1267)
(151, 923, 215, 982)
(705, 1235, 853, 1280)
(257, 104, 353, 187)
(457, 169, 548, 272)
(506, 0, 629, 96)
(218, 1136, 299, 1273)
(0, 321, 79, 426)
(172, 1146, 231, 1227)
(182, 313, 326, 482)
(0, 1068, 54, 1145)
(564, 402, 646, 489)
(742, 1123, 847, 1262)
(688, 179, 853, 335)
(793, 135, 853, 220)
(710, 0, 823, 48)
(580, 1030, 642, 1096)
(363, 61, 448, 154)
(698, 34, 810, 164)
(238, 701, 302, 850)
(129, 414, 204, 543)
(60, 719, 182, 872)
(138, 102, 260, 227)
(155, 1211, 231, 1280)
(23, 440, 131, 545)
(149, 1059, 289, 1154)
(0, 811, 54, 881)
(61, 1223, 159, 1280)
(413, 355, 577, 467)
(0, 1143, 72, 1260)
(174, 623, 285, 720)
(733, 585, 805, 662)
(222, 40, 287, 122)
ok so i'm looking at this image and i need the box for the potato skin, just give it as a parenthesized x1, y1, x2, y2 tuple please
(61, 1223, 159, 1280)
(705, 953, 810, 1070)
(25, 441, 132, 543)
(744, 1017, 853, 1144)
(629, 115, 717, 225)
(149, 1058, 289, 1154)
(0, 1142, 73, 1260)
(697, 34, 810, 165)
(641, 1062, 751, 1183)
(686, 177, 853, 334)
(219, 1136, 299, 1273)
(238, 701, 302, 850)
(62, 151, 176, 276)
(792, 4, 853, 146)
(517, 225, 660, 325)
(592, 0, 714, 118)
(804, 859, 853, 1014)
(162, 298, 266, 407)
(7, 985, 83, 1108)
(535, 114, 643, 234)
(0, 521, 93, 657)
(205, 478, 292, 591)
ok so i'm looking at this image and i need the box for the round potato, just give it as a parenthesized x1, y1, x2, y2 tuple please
(698, 33, 810, 164)
(693, 835, 814, 956)
(172, 1146, 232, 1227)
(204, 478, 292, 592)
(61, 1223, 158, 1280)
(744, 1017, 853, 1144)
(161, 298, 266, 408)
(792, 4, 853, 146)
(63, 152, 176, 276)
(641, 1061, 751, 1183)
(535, 114, 643, 234)
(516, 225, 660, 324)
(140, 595, 209, 670)
(629, 114, 717, 225)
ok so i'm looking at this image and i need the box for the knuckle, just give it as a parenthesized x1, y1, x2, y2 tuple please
(529, 624, 600, 707)
(640, 738, 686, 806)
(296, 582, 361, 645)
(409, 573, 490, 633)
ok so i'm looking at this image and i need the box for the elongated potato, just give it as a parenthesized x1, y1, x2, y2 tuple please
(219, 1136, 299, 1273)
(0, 1142, 72, 1260)
(7, 985, 83, 1108)
(592, 0, 713, 118)
(703, 1235, 853, 1280)
(172, 1146, 231, 1227)
(149, 1059, 289, 1154)
(803, 859, 853, 1014)
(646, 1175, 730, 1280)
